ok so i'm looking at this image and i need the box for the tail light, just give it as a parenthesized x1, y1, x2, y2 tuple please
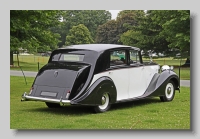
(66, 90, 71, 99)
(29, 87, 34, 95)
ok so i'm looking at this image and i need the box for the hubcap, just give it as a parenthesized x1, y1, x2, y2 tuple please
(167, 87, 171, 94)
(99, 93, 109, 110)
(101, 96, 106, 105)
(165, 83, 174, 99)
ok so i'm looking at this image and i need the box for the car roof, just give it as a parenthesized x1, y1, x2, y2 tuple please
(59, 44, 140, 52)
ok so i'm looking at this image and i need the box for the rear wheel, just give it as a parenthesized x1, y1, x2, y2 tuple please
(45, 102, 61, 108)
(94, 92, 111, 113)
(160, 80, 175, 102)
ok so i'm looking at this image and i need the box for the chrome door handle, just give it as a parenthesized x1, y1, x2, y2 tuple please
(109, 71, 113, 74)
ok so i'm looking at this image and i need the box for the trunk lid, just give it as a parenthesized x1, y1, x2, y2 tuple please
(31, 62, 90, 99)
(34, 62, 90, 88)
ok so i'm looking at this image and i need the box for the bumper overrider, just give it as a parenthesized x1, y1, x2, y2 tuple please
(21, 92, 71, 105)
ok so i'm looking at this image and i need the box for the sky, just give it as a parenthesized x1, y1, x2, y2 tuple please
(109, 10, 121, 19)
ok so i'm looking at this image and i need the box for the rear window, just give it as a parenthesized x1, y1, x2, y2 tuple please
(59, 54, 84, 62)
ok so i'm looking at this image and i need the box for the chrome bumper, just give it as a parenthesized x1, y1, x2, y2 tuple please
(21, 92, 71, 105)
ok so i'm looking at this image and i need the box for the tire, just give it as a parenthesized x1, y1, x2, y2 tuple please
(160, 80, 175, 102)
(45, 102, 61, 108)
(94, 92, 111, 113)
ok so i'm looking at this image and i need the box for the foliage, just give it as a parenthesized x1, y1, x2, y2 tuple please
(56, 10, 111, 47)
(157, 10, 190, 54)
(65, 24, 94, 45)
(119, 10, 190, 58)
(10, 10, 63, 53)
(95, 20, 119, 44)
(96, 10, 145, 44)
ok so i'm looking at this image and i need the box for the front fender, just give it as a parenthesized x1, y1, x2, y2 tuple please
(156, 70, 180, 90)
(143, 70, 180, 98)
(71, 76, 117, 105)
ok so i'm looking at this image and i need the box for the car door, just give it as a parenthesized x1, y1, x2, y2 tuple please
(128, 50, 147, 98)
(108, 49, 129, 101)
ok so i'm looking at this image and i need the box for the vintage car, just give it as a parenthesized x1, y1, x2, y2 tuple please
(21, 44, 180, 113)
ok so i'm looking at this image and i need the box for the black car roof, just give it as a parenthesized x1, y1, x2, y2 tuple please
(59, 44, 140, 52)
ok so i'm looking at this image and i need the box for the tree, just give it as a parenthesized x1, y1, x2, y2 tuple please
(57, 10, 111, 47)
(95, 20, 119, 44)
(65, 24, 94, 45)
(96, 10, 145, 44)
(120, 10, 190, 59)
(154, 10, 190, 55)
(10, 10, 62, 65)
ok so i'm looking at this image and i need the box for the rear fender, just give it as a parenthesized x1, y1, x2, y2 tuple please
(71, 76, 117, 105)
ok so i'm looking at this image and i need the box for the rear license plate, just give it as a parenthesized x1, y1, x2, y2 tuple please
(40, 91, 57, 97)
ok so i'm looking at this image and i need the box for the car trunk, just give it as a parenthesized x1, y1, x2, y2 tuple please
(31, 62, 90, 100)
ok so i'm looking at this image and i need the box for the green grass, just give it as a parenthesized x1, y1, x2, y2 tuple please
(143, 57, 187, 66)
(173, 67, 190, 80)
(10, 55, 190, 80)
(10, 55, 49, 72)
(10, 76, 190, 129)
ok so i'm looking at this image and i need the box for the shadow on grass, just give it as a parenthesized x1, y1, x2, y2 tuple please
(26, 105, 94, 115)
(25, 98, 162, 115)
(111, 98, 162, 111)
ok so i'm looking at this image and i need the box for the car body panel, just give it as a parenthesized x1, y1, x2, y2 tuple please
(21, 44, 180, 112)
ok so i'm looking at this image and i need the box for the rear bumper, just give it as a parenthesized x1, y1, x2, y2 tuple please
(21, 92, 71, 105)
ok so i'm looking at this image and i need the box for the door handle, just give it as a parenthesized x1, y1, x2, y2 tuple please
(109, 71, 113, 74)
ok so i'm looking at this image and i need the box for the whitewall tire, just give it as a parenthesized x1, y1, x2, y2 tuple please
(94, 92, 111, 113)
(160, 80, 175, 102)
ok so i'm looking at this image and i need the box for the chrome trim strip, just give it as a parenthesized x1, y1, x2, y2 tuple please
(21, 92, 71, 105)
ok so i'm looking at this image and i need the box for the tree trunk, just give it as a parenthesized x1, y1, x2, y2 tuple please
(10, 51, 14, 65)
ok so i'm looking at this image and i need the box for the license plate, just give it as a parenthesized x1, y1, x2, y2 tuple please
(40, 91, 57, 97)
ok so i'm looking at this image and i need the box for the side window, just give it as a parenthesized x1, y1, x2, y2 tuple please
(110, 50, 126, 67)
(130, 50, 140, 64)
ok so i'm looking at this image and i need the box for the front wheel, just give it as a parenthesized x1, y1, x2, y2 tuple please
(160, 80, 175, 102)
(94, 92, 111, 113)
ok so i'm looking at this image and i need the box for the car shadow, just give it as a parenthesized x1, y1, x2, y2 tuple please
(111, 98, 162, 111)
(26, 105, 95, 115)
(26, 98, 162, 115)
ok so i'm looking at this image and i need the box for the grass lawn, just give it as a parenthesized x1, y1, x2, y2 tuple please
(10, 55, 49, 72)
(10, 76, 190, 129)
(146, 57, 187, 66)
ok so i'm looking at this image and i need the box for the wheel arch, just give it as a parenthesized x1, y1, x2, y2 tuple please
(169, 77, 179, 90)
(142, 71, 180, 98)
(71, 76, 117, 105)
(156, 70, 180, 90)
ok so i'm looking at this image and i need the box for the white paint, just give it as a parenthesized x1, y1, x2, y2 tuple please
(90, 65, 160, 101)
(144, 65, 160, 87)
(128, 66, 147, 98)
(90, 67, 129, 100)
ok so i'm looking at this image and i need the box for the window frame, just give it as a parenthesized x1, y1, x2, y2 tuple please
(109, 49, 128, 68)
(58, 53, 85, 62)
(129, 49, 140, 65)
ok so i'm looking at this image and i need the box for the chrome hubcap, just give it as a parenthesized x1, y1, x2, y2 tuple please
(165, 83, 174, 99)
(99, 93, 109, 110)
(167, 87, 171, 94)
(101, 96, 106, 105)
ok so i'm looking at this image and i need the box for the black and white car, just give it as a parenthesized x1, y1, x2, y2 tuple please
(21, 44, 180, 113)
